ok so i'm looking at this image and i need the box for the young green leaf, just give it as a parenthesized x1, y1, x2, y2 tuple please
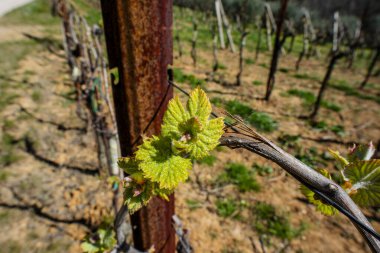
(161, 87, 224, 159)
(81, 242, 100, 253)
(135, 136, 192, 189)
(347, 143, 375, 162)
(344, 159, 380, 207)
(328, 148, 349, 168)
(187, 86, 212, 124)
(300, 169, 338, 216)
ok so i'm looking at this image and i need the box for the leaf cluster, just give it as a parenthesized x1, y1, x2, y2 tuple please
(301, 142, 380, 215)
(119, 87, 224, 213)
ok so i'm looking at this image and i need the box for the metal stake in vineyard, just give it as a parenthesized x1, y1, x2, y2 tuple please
(100, 1, 175, 252)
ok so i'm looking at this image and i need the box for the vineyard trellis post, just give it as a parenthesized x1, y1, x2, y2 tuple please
(100, 1, 175, 252)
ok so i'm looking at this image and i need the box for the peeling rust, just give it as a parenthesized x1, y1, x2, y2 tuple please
(100, 0, 174, 252)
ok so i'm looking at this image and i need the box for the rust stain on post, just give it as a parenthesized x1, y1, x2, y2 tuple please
(100, 0, 174, 252)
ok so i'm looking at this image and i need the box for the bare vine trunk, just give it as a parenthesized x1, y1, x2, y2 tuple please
(191, 20, 198, 67)
(310, 52, 346, 119)
(360, 47, 380, 89)
(236, 32, 249, 86)
(264, 0, 289, 101)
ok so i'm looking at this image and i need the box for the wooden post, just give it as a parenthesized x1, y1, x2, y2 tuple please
(215, 0, 225, 49)
(218, 0, 236, 52)
(100, 1, 175, 252)
(295, 14, 309, 71)
(332, 12, 340, 54)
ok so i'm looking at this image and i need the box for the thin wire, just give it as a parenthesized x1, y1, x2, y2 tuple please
(131, 82, 172, 148)
(168, 79, 380, 242)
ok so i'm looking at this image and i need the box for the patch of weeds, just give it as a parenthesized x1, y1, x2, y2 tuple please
(0, 210, 10, 221)
(321, 101, 341, 112)
(279, 67, 289, 73)
(217, 163, 260, 192)
(173, 68, 205, 88)
(245, 58, 255, 65)
(225, 100, 253, 118)
(309, 120, 328, 131)
(197, 155, 217, 166)
(295, 147, 325, 167)
(217, 63, 227, 70)
(253, 202, 307, 242)
(225, 100, 278, 132)
(330, 80, 380, 104)
(210, 97, 224, 107)
(259, 63, 268, 68)
(3, 119, 15, 130)
(0, 40, 39, 77)
(0, 134, 21, 166)
(0, 171, 10, 181)
(330, 125, 345, 137)
(216, 199, 244, 219)
(0, 93, 20, 111)
(278, 134, 300, 149)
(252, 80, 263, 86)
(287, 89, 315, 105)
(31, 90, 42, 103)
(252, 163, 273, 176)
(292, 73, 319, 82)
(248, 112, 278, 133)
(186, 199, 202, 211)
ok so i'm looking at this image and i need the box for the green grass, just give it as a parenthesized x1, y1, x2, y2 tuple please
(71, 0, 102, 25)
(245, 58, 255, 65)
(252, 163, 273, 176)
(225, 100, 278, 133)
(210, 97, 224, 107)
(292, 73, 320, 82)
(216, 199, 241, 219)
(217, 163, 260, 192)
(0, 40, 39, 77)
(330, 79, 380, 104)
(1, 0, 59, 26)
(252, 80, 263, 86)
(173, 68, 205, 88)
(287, 89, 341, 112)
(31, 90, 42, 102)
(277, 134, 300, 148)
(197, 155, 217, 166)
(287, 89, 315, 105)
(330, 125, 345, 137)
(0, 133, 21, 166)
(279, 67, 290, 73)
(295, 147, 326, 167)
(186, 199, 202, 211)
(253, 202, 307, 241)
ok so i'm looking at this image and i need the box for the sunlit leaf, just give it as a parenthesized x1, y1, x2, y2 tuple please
(344, 159, 380, 207)
(81, 242, 99, 253)
(328, 148, 349, 168)
(347, 143, 376, 162)
(300, 169, 337, 216)
(186, 86, 211, 124)
(135, 136, 192, 189)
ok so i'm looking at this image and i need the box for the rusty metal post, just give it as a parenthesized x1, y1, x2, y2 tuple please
(100, 1, 175, 252)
